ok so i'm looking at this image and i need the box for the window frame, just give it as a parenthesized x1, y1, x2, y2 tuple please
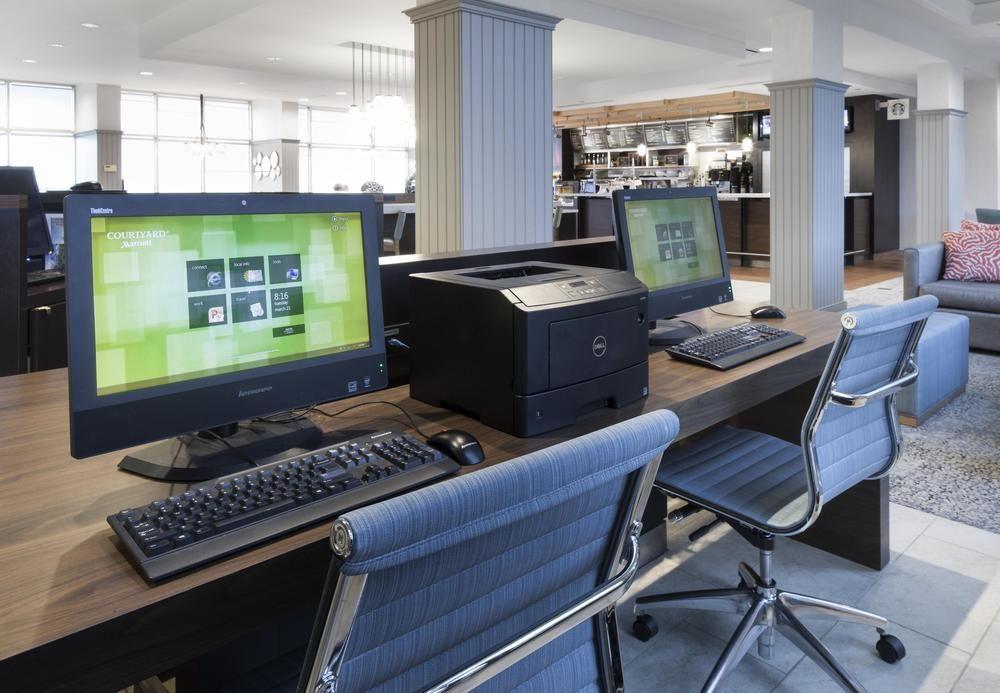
(121, 90, 253, 193)
(298, 105, 414, 193)
(0, 80, 77, 190)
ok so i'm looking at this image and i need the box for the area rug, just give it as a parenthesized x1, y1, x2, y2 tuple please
(846, 277, 1000, 533)
(735, 275, 1000, 532)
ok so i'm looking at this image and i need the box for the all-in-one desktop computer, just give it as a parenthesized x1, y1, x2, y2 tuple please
(65, 193, 460, 581)
(612, 187, 804, 369)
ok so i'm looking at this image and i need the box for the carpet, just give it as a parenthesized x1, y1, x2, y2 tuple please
(845, 277, 1000, 533)
(734, 275, 1000, 532)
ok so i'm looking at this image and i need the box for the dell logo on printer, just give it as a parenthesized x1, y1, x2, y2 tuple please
(592, 335, 608, 358)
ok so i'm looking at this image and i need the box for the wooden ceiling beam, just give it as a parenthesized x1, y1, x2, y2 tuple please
(553, 91, 770, 129)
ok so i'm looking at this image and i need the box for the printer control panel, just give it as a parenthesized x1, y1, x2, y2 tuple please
(557, 278, 609, 299)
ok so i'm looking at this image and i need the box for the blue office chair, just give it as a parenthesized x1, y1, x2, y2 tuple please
(631, 296, 938, 693)
(291, 409, 680, 692)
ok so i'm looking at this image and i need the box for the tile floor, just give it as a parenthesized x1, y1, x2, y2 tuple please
(618, 503, 1000, 692)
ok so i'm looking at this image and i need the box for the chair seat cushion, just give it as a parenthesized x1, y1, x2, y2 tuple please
(656, 426, 809, 531)
(919, 279, 1000, 313)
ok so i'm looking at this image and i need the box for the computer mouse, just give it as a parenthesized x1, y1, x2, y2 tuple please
(426, 429, 486, 466)
(750, 305, 787, 320)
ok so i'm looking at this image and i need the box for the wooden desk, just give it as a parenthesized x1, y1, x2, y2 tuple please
(0, 307, 882, 692)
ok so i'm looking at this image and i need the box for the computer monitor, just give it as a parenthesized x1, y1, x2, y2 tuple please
(65, 193, 388, 481)
(0, 166, 53, 257)
(612, 187, 734, 345)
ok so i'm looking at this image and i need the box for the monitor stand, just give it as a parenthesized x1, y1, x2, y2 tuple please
(648, 319, 703, 347)
(118, 419, 325, 483)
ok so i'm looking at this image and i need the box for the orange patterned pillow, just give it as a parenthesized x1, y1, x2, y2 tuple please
(942, 228, 1000, 282)
(961, 218, 1000, 233)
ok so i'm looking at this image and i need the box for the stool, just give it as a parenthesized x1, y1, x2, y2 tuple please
(897, 311, 969, 426)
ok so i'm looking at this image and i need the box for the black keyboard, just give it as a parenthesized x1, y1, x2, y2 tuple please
(664, 322, 805, 370)
(108, 429, 459, 582)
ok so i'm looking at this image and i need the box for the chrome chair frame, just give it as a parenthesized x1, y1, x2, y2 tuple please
(300, 449, 664, 693)
(635, 309, 930, 693)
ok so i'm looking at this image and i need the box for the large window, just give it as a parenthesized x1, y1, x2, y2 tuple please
(298, 106, 414, 193)
(0, 81, 75, 190)
(121, 92, 251, 193)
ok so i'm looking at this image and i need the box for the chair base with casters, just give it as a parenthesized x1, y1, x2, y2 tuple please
(631, 521, 905, 693)
(629, 296, 938, 693)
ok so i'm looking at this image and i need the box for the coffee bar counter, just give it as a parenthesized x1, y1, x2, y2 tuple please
(717, 192, 873, 266)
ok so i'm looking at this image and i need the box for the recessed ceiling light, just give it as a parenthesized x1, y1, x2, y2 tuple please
(139, 71, 153, 76)
(48, 42, 64, 48)
(238, 81, 248, 86)
(265, 56, 282, 62)
(81, 22, 100, 29)
(21, 58, 37, 64)
(299, 97, 310, 102)
(758, 46, 773, 53)
(335, 91, 347, 96)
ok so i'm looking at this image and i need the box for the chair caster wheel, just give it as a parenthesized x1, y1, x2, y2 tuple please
(876, 633, 906, 663)
(632, 614, 659, 642)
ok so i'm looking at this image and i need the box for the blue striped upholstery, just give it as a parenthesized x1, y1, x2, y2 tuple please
(656, 297, 937, 535)
(897, 311, 969, 421)
(814, 297, 936, 499)
(657, 427, 806, 530)
(328, 409, 680, 692)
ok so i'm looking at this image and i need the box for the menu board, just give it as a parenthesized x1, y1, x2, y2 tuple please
(610, 125, 644, 148)
(663, 123, 688, 145)
(644, 124, 665, 146)
(687, 117, 735, 144)
(582, 130, 609, 150)
(568, 129, 583, 152)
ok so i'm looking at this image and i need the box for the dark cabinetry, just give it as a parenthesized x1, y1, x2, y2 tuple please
(845, 95, 900, 253)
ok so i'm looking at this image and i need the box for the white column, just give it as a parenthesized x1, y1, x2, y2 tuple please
(406, 0, 560, 253)
(767, 8, 847, 310)
(963, 79, 998, 219)
(915, 63, 966, 244)
(250, 100, 300, 193)
(74, 84, 122, 190)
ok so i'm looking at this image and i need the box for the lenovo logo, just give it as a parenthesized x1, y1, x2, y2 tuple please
(238, 385, 273, 398)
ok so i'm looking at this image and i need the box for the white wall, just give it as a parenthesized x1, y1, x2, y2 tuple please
(899, 115, 917, 248)
(964, 79, 1000, 218)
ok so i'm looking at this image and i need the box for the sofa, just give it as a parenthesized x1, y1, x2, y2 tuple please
(903, 243, 999, 351)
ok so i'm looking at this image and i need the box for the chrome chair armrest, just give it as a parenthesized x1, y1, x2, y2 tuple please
(829, 360, 919, 408)
(423, 521, 643, 693)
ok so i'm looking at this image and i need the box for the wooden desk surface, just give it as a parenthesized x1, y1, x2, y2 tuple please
(0, 306, 842, 688)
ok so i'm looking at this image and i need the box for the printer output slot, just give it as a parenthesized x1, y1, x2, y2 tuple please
(459, 264, 572, 281)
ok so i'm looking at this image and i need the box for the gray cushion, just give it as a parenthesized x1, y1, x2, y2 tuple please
(919, 280, 1000, 313)
(976, 208, 1000, 224)
(656, 426, 808, 531)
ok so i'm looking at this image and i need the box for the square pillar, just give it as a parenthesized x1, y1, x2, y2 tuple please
(915, 63, 966, 244)
(768, 79, 848, 310)
(251, 100, 300, 193)
(406, 0, 560, 253)
(74, 84, 122, 190)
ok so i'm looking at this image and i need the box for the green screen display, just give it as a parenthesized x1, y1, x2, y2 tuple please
(90, 211, 370, 397)
(624, 197, 725, 291)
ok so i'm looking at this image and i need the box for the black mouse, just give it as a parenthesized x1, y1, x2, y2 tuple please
(426, 429, 486, 466)
(750, 305, 787, 320)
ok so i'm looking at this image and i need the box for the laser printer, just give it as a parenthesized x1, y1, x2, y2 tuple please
(409, 262, 649, 437)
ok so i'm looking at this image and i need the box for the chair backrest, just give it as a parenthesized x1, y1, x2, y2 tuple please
(976, 208, 1000, 224)
(796, 296, 938, 530)
(299, 409, 680, 693)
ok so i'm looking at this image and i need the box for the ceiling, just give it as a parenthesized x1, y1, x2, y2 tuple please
(0, 0, 995, 111)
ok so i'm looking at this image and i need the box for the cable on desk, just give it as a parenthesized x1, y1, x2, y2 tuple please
(675, 319, 707, 335)
(303, 400, 438, 440)
(709, 306, 753, 319)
